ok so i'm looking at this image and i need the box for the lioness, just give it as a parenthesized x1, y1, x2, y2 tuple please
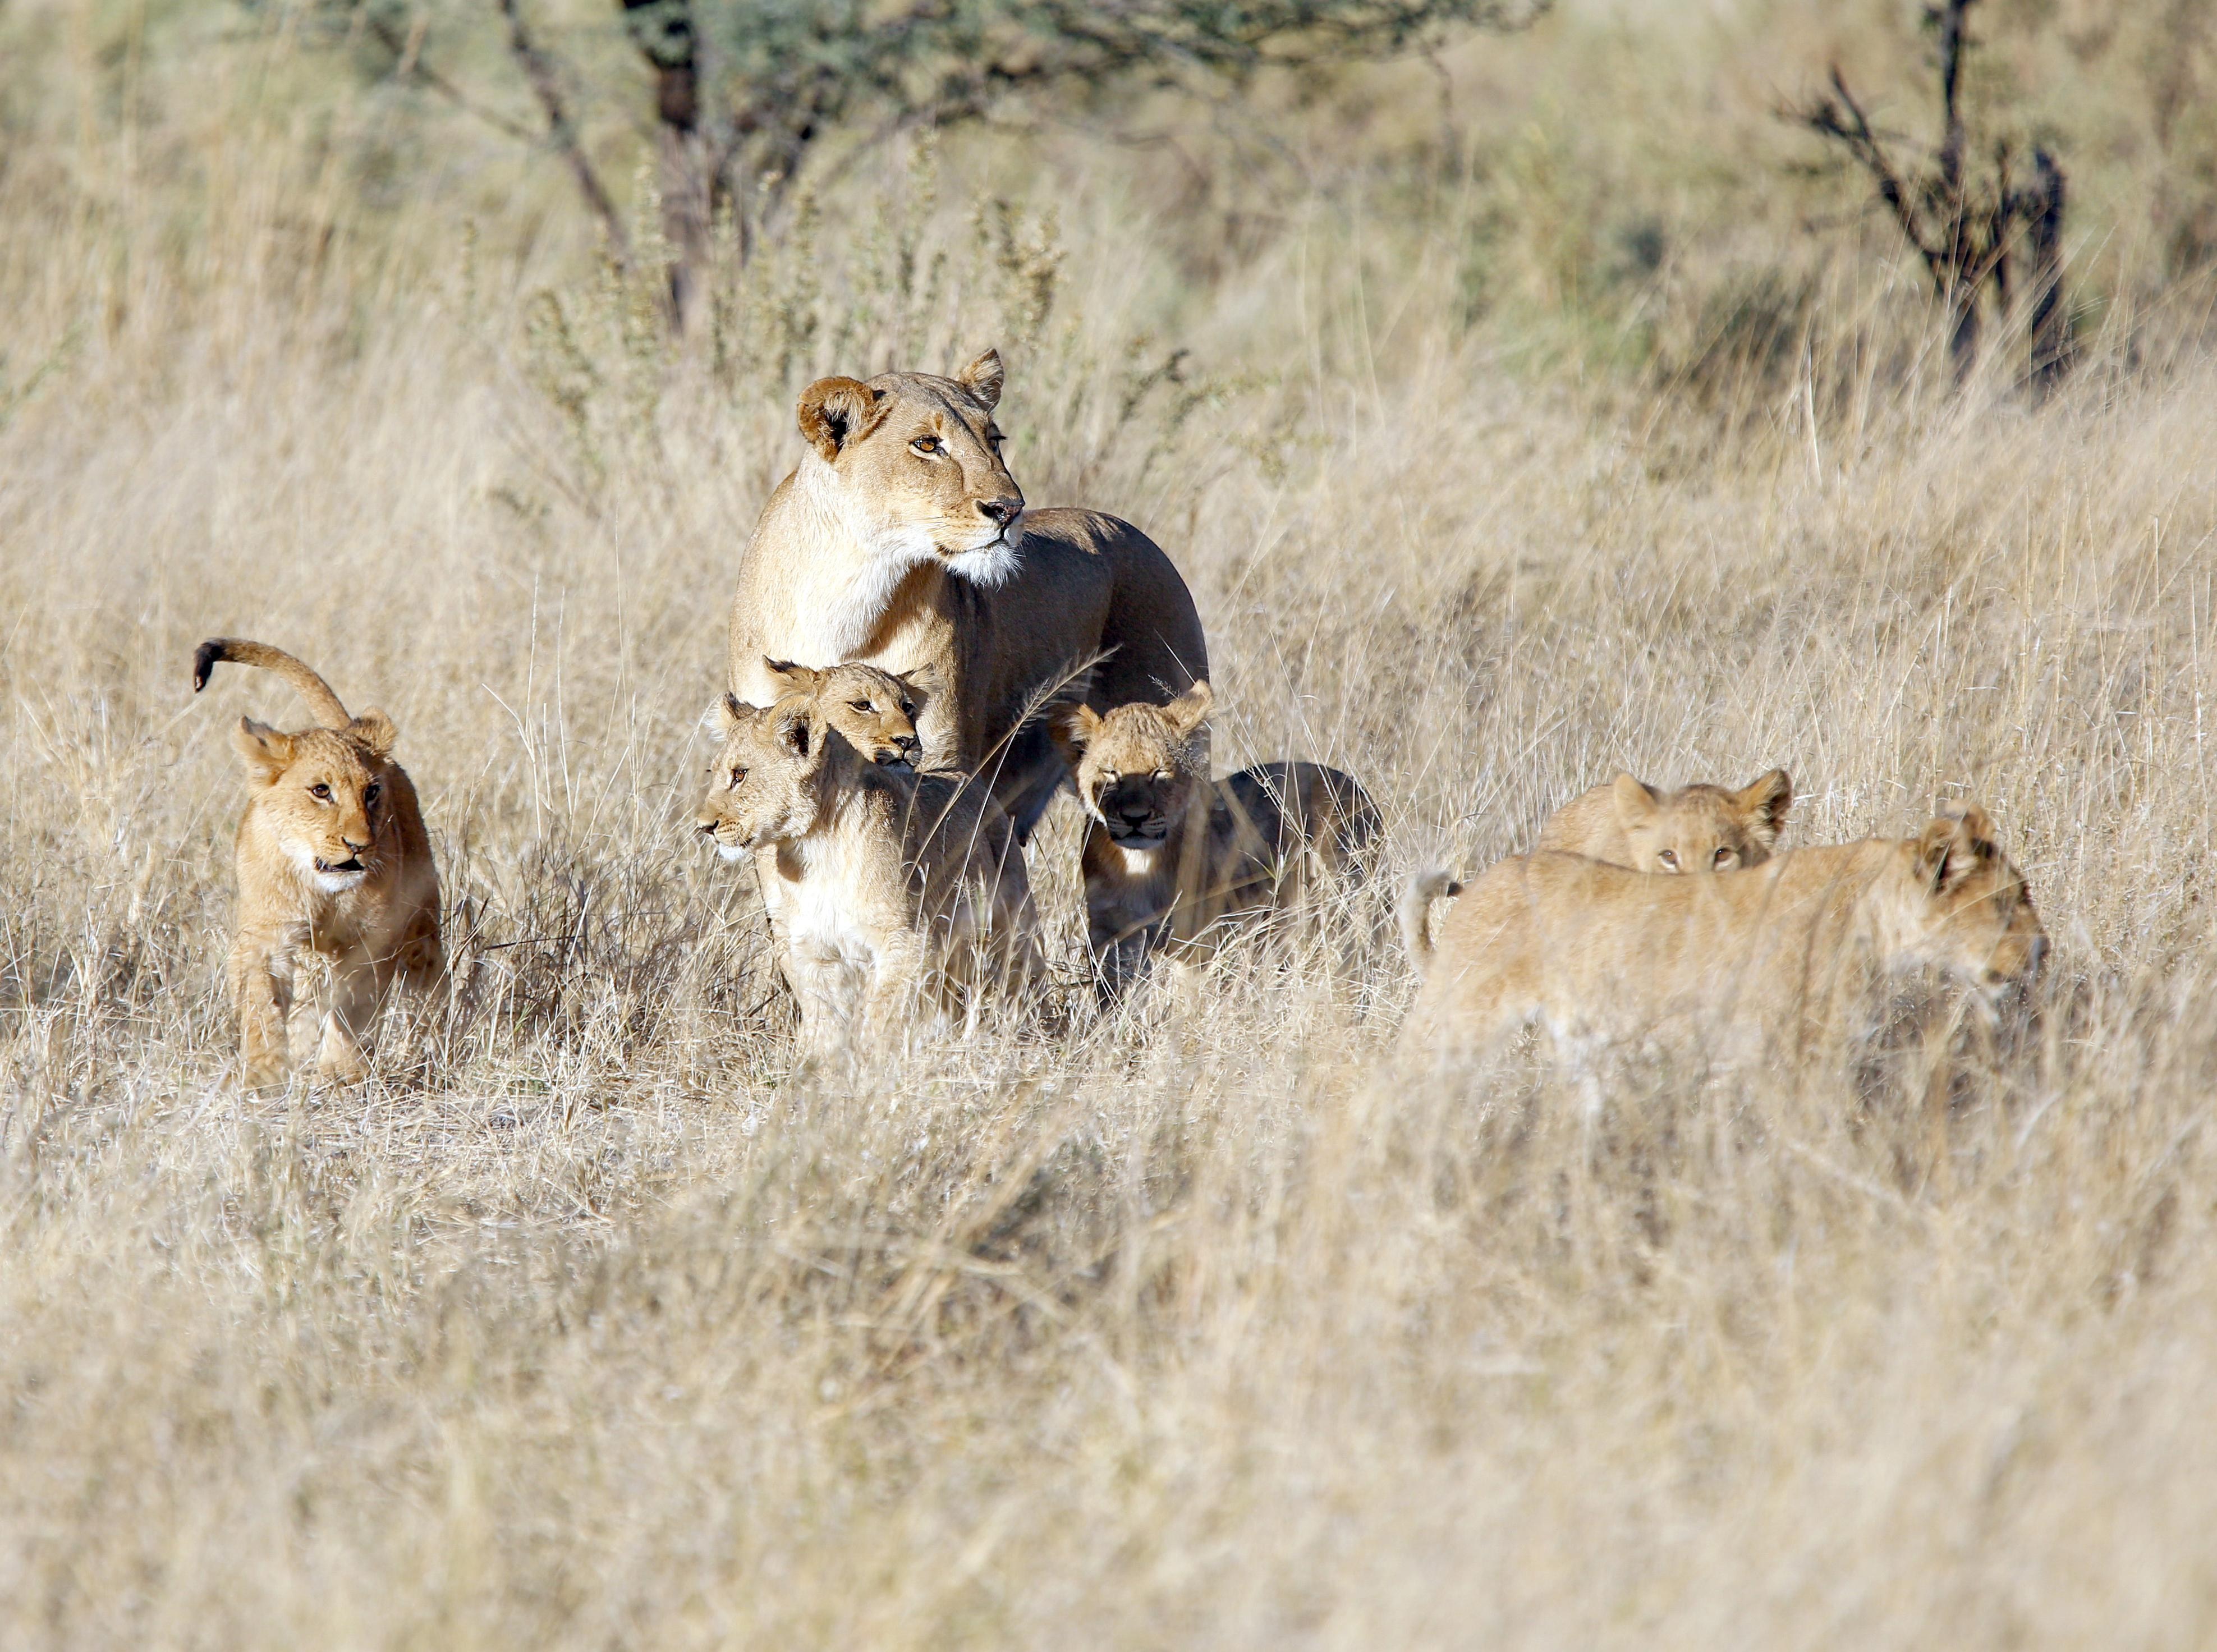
(726, 348, 1208, 840)
(761, 657, 927, 769)
(1402, 805, 2045, 1069)
(1053, 680, 1381, 994)
(694, 695, 1044, 1050)
(1536, 769, 1792, 872)
(193, 638, 443, 1089)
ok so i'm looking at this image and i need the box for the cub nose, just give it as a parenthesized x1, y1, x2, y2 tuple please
(343, 836, 371, 853)
(976, 496, 1023, 529)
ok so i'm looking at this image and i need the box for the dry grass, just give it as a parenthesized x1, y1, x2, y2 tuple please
(4, 1, 2217, 1645)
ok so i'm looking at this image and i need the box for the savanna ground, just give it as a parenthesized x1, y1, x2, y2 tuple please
(4, 0, 2217, 1644)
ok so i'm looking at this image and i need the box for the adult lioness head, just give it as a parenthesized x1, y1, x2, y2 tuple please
(796, 348, 1024, 588)
(1054, 681, 1214, 851)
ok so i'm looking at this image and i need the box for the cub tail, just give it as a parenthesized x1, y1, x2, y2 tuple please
(193, 638, 352, 729)
(1399, 868, 1464, 975)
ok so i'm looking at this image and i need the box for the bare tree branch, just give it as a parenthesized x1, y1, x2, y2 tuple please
(497, 0, 630, 263)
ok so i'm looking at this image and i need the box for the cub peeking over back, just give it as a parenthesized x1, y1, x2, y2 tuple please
(760, 657, 927, 770)
(1537, 769, 1792, 872)
(194, 638, 444, 1089)
(1054, 681, 1380, 995)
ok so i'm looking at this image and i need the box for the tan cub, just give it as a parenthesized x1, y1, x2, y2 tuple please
(1053, 680, 1381, 994)
(761, 657, 926, 769)
(1537, 769, 1792, 872)
(694, 695, 1043, 1050)
(1402, 805, 2045, 1070)
(194, 639, 443, 1089)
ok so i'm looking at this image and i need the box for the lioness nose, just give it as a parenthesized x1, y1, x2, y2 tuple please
(976, 496, 1022, 528)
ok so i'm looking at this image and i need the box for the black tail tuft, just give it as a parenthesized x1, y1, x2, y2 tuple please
(192, 639, 227, 694)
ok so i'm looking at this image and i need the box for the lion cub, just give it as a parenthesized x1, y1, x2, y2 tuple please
(695, 694, 1043, 1050)
(194, 638, 443, 1089)
(761, 657, 926, 769)
(1403, 805, 2045, 1068)
(1537, 769, 1792, 872)
(1054, 681, 1381, 994)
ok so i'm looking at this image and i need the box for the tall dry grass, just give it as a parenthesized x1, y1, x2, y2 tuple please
(4, 1, 2217, 1645)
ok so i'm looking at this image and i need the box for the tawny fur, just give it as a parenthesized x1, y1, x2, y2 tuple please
(695, 694, 1044, 1052)
(1404, 806, 2045, 1067)
(760, 657, 928, 769)
(724, 348, 1209, 840)
(1537, 769, 1793, 872)
(195, 638, 443, 1089)
(1054, 681, 1381, 995)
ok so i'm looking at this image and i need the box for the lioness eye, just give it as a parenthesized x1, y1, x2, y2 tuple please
(911, 434, 941, 455)
(309, 783, 332, 801)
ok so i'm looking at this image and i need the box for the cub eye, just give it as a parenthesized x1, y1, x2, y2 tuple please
(1713, 847, 1736, 868)
(309, 783, 333, 801)
(985, 427, 1006, 448)
(1153, 769, 1172, 783)
(1098, 769, 1120, 784)
(900, 701, 916, 718)
(850, 698, 873, 713)
(1656, 849, 1680, 871)
(729, 766, 747, 787)
(364, 783, 382, 806)
(911, 434, 941, 455)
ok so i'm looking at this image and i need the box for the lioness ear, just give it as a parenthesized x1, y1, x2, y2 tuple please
(232, 717, 295, 782)
(1050, 703, 1101, 761)
(763, 658, 823, 695)
(957, 348, 1004, 410)
(1165, 678, 1214, 736)
(1918, 805, 1996, 892)
(715, 692, 761, 735)
(1612, 773, 1659, 827)
(796, 376, 886, 462)
(1737, 768, 1793, 844)
(348, 709, 398, 759)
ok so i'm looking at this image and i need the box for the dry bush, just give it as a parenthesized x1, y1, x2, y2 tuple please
(4, 3, 2217, 1646)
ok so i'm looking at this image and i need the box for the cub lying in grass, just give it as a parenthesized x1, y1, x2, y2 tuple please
(1402, 804, 2045, 1070)
(194, 637, 444, 1089)
(1537, 769, 1792, 872)
(1054, 680, 1381, 995)
(694, 693, 1043, 1051)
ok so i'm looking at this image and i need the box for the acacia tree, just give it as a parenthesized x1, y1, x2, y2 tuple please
(379, 0, 1544, 328)
(1791, 0, 2072, 392)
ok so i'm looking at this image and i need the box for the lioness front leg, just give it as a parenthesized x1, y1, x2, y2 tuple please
(228, 936, 293, 1090)
(315, 955, 381, 1084)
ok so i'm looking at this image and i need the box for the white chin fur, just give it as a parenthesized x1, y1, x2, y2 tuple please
(1115, 843, 1162, 877)
(716, 843, 752, 864)
(314, 870, 369, 894)
(945, 535, 1020, 588)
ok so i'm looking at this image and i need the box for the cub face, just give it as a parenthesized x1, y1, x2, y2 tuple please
(694, 696, 831, 859)
(796, 349, 1025, 584)
(232, 714, 401, 894)
(764, 658, 924, 770)
(1054, 681, 1214, 850)
(1614, 769, 1792, 873)
(1911, 805, 2048, 993)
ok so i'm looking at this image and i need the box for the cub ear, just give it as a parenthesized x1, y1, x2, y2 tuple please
(763, 658, 823, 695)
(348, 709, 398, 759)
(1737, 768, 1793, 845)
(796, 376, 886, 462)
(1050, 702, 1101, 761)
(957, 348, 1004, 410)
(231, 717, 295, 782)
(1165, 678, 1214, 736)
(1917, 804, 1998, 892)
(714, 692, 762, 735)
(1611, 773, 1659, 827)
(776, 710, 814, 758)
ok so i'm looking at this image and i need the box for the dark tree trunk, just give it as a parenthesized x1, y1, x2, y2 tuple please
(623, 0, 711, 329)
(2026, 148, 2073, 398)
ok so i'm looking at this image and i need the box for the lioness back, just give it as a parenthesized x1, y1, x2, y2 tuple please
(1406, 806, 2044, 1066)
(1537, 769, 1792, 872)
